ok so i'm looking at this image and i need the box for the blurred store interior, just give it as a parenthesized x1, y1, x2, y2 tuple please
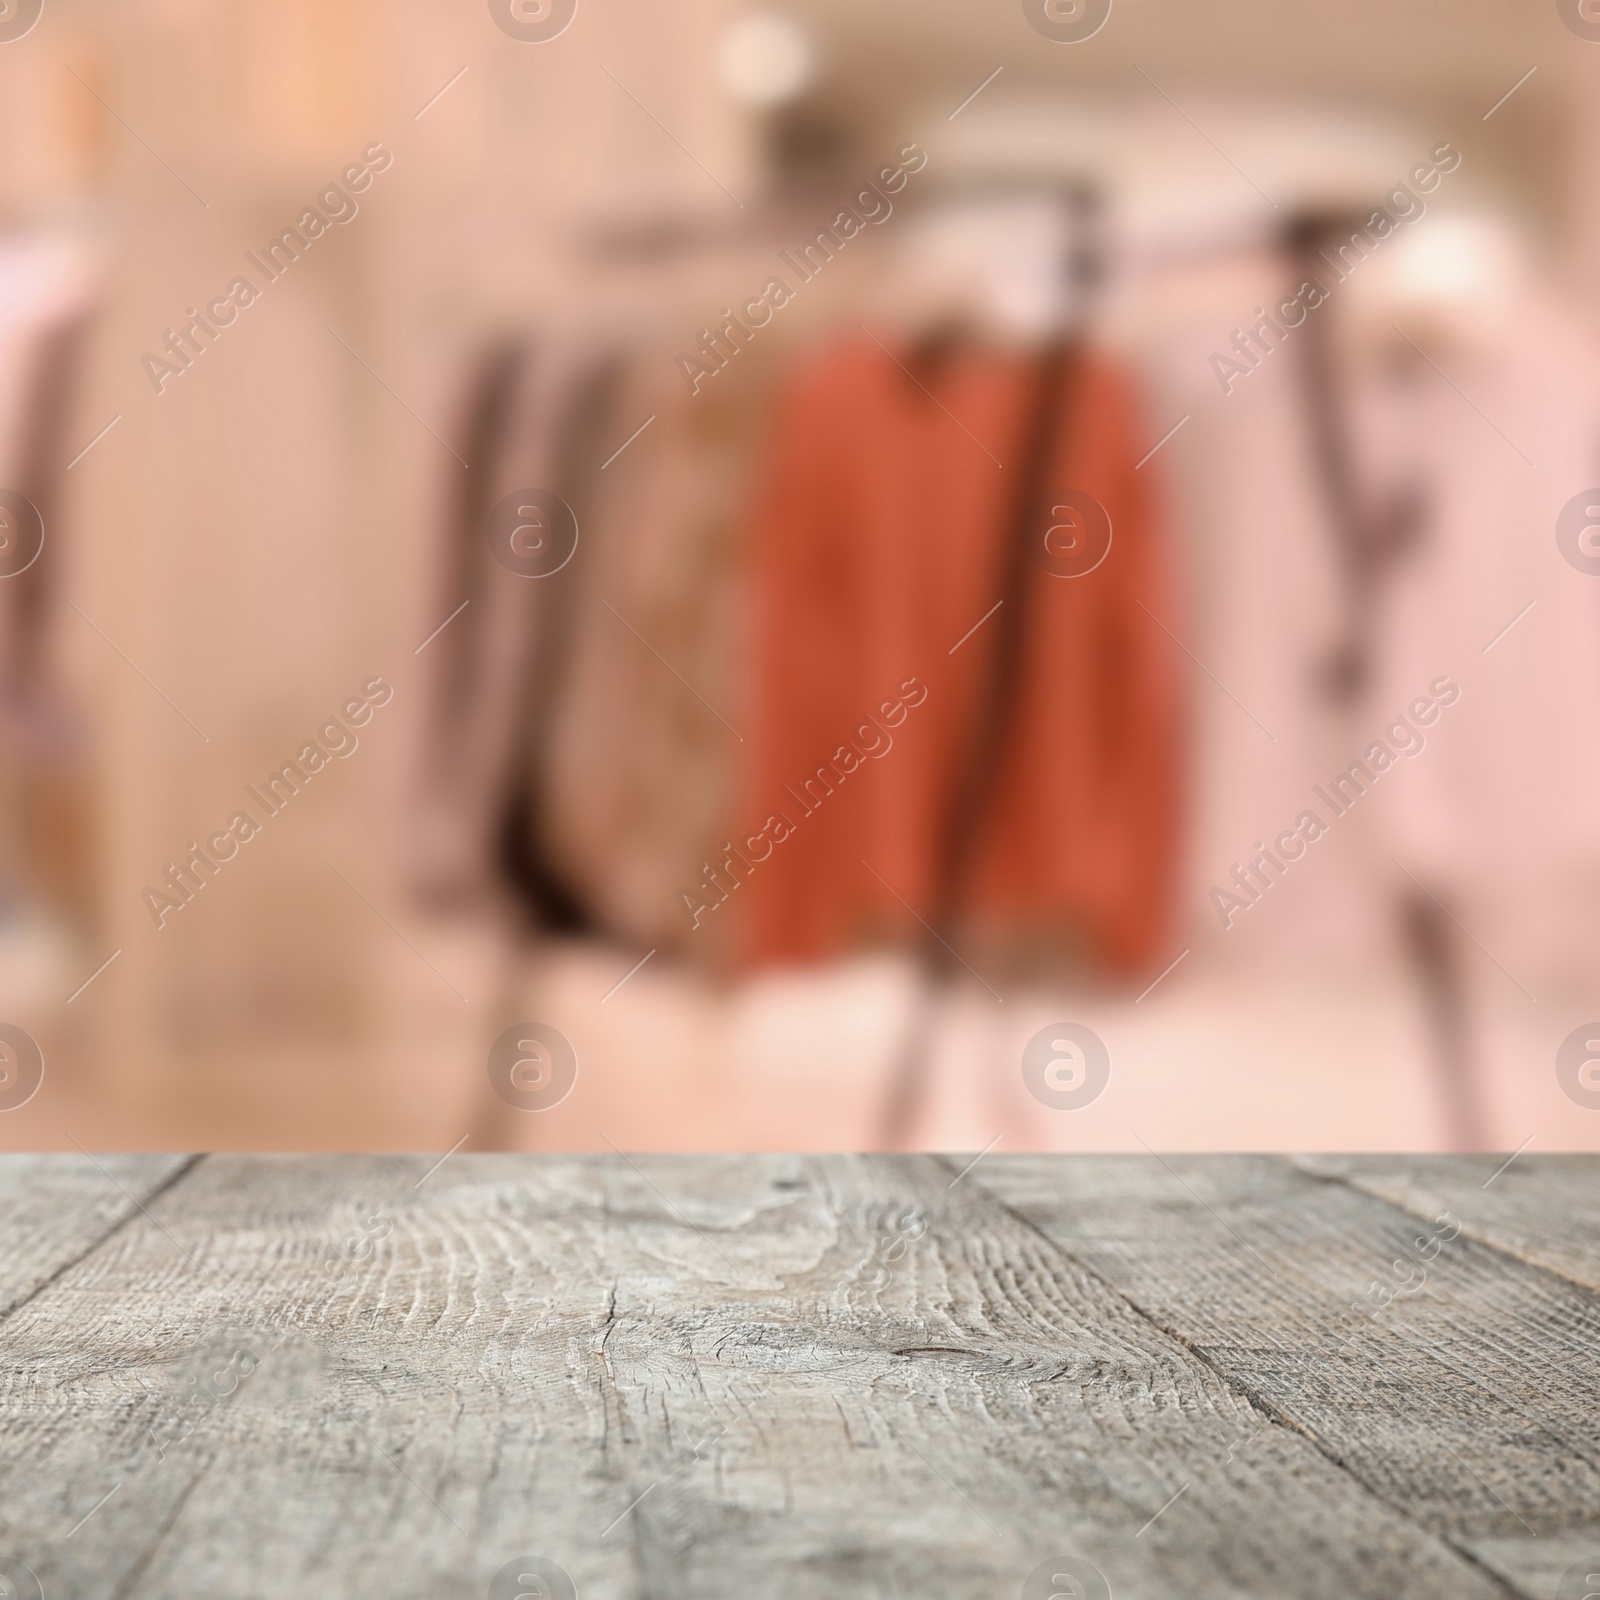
(4, 0, 1600, 1150)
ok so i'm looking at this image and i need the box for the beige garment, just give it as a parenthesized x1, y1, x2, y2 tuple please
(536, 319, 802, 957)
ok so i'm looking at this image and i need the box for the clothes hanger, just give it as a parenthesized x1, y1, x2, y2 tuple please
(889, 178, 1101, 352)
(1284, 210, 1429, 705)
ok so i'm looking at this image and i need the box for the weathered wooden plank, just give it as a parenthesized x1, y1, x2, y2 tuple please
(1296, 1154, 1600, 1292)
(584, 1154, 1513, 1600)
(0, 1153, 195, 1323)
(0, 1154, 642, 1600)
(0, 1155, 1522, 1599)
(962, 1153, 1600, 1581)
(1287, 1156, 1600, 1599)
(1459, 1522, 1600, 1600)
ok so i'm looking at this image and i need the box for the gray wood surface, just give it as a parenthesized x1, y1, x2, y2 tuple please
(1296, 1153, 1600, 1292)
(0, 1154, 1593, 1599)
(0, 1154, 193, 1322)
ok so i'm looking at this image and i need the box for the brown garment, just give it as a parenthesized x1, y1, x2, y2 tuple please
(734, 329, 1181, 971)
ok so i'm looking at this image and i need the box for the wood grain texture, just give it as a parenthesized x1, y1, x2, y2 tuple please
(962, 1153, 1600, 1598)
(0, 1154, 1592, 1599)
(1296, 1153, 1600, 1291)
(0, 1153, 193, 1322)
(1286, 1156, 1600, 1600)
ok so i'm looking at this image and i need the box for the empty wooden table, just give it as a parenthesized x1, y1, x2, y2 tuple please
(0, 1154, 1596, 1598)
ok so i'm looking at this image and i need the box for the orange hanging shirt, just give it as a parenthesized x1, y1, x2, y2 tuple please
(733, 329, 1181, 973)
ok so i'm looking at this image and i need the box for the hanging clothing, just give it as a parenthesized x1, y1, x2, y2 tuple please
(1112, 241, 1600, 993)
(734, 328, 1181, 972)
(412, 301, 811, 951)
(1346, 287, 1600, 992)
(0, 229, 95, 742)
(534, 318, 798, 954)
(1106, 245, 1403, 971)
(0, 228, 97, 920)
(407, 334, 620, 916)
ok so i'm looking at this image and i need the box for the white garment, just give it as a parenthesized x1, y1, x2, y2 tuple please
(1350, 285, 1600, 991)
(1108, 247, 1395, 974)
(1108, 244, 1600, 995)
